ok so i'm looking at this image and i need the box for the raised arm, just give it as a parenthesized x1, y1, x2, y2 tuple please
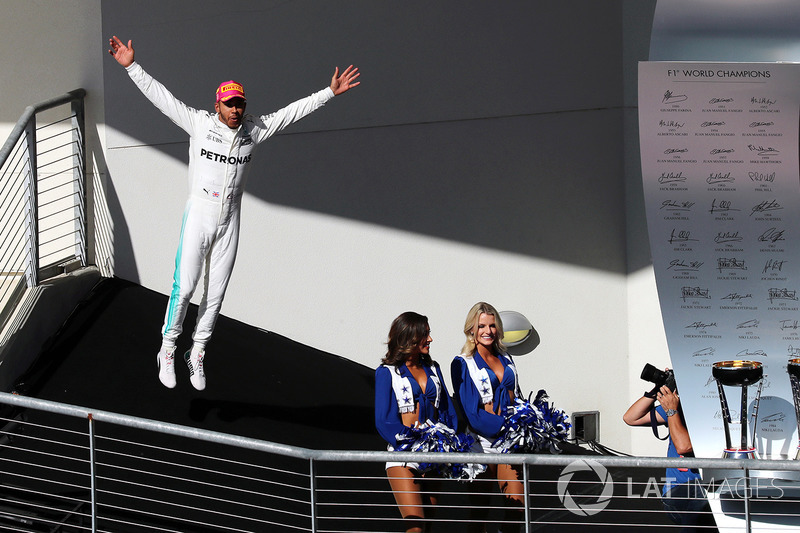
(623, 393, 664, 426)
(330, 65, 361, 95)
(658, 387, 693, 455)
(108, 35, 134, 68)
(106, 35, 201, 135)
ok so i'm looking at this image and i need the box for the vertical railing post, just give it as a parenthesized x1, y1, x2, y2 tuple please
(70, 96, 87, 267)
(23, 117, 38, 287)
(88, 413, 97, 533)
(309, 458, 317, 533)
(743, 467, 751, 533)
(523, 460, 531, 533)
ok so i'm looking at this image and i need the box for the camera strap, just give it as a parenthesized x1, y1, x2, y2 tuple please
(649, 407, 669, 440)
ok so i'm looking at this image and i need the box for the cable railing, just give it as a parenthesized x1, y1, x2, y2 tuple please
(1, 391, 799, 532)
(0, 89, 87, 333)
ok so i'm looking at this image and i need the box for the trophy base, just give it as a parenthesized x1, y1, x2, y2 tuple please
(723, 447, 757, 459)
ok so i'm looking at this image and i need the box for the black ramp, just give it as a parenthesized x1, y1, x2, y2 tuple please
(16, 276, 379, 449)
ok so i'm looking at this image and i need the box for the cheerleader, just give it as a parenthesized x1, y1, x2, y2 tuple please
(375, 312, 459, 533)
(451, 302, 524, 533)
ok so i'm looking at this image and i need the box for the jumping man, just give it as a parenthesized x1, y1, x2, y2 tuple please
(108, 36, 360, 391)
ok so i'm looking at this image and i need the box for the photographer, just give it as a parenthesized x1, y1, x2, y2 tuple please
(623, 368, 715, 532)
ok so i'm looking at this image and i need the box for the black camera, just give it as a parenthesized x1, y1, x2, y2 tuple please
(640, 363, 677, 392)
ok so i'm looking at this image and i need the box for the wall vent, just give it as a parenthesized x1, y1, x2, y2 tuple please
(572, 410, 600, 442)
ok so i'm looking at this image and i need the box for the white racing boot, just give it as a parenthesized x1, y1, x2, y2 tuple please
(157, 344, 177, 389)
(184, 345, 206, 391)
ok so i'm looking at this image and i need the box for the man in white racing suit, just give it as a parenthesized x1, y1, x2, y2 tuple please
(108, 36, 360, 391)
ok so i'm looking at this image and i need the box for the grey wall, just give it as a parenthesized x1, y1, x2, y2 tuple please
(102, 0, 637, 278)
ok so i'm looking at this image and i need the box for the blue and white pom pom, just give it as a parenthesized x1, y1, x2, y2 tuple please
(395, 420, 480, 478)
(491, 390, 571, 454)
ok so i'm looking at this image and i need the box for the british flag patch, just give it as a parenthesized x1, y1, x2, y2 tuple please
(213, 191, 220, 198)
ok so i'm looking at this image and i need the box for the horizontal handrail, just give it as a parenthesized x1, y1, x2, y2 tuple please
(1, 391, 799, 472)
(0, 89, 86, 171)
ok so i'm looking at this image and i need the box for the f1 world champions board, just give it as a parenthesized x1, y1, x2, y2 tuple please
(639, 62, 800, 459)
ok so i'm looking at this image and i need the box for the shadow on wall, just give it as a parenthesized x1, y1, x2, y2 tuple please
(84, 122, 136, 280)
(102, 1, 652, 275)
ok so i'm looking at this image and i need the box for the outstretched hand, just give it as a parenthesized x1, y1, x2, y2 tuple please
(330, 65, 361, 95)
(108, 36, 134, 68)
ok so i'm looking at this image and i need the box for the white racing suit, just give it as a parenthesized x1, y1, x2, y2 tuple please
(125, 61, 334, 348)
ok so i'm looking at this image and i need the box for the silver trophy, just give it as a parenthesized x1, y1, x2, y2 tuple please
(712, 360, 764, 459)
(787, 358, 800, 459)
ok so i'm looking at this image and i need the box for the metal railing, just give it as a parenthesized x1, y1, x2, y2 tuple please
(0, 90, 87, 332)
(1, 391, 800, 532)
